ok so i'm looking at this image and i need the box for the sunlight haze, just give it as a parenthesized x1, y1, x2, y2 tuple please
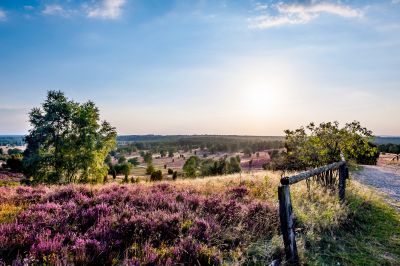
(0, 0, 399, 135)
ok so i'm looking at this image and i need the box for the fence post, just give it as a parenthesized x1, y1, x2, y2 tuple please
(278, 184, 299, 265)
(338, 163, 348, 202)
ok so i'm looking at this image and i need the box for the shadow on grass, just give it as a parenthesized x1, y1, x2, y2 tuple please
(303, 191, 400, 265)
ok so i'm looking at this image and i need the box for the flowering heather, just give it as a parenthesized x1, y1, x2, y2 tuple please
(0, 182, 279, 265)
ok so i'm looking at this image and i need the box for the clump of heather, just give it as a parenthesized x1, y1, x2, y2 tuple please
(0, 183, 279, 265)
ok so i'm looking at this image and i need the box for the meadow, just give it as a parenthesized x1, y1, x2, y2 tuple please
(1, 171, 399, 265)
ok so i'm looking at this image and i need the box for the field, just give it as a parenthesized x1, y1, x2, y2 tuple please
(1, 171, 399, 265)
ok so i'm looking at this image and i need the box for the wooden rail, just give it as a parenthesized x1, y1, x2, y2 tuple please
(278, 160, 349, 265)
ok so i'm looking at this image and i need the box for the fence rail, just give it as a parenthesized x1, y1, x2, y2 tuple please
(278, 159, 349, 265)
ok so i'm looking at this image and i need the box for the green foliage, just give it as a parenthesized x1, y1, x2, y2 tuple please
(150, 170, 163, 181)
(141, 151, 153, 164)
(128, 157, 139, 166)
(7, 148, 23, 156)
(118, 156, 126, 164)
(5, 155, 23, 172)
(168, 149, 174, 158)
(23, 91, 117, 184)
(271, 121, 378, 173)
(378, 143, 400, 154)
(183, 156, 201, 177)
(185, 156, 241, 177)
(146, 164, 155, 175)
(167, 168, 174, 175)
(172, 171, 178, 180)
(160, 150, 166, 157)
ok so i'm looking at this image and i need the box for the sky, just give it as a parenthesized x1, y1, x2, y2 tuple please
(0, 0, 399, 136)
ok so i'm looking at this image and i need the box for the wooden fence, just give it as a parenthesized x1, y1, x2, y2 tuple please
(278, 159, 349, 265)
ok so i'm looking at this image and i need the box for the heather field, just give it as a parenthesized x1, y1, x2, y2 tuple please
(1, 172, 400, 265)
(0, 173, 281, 265)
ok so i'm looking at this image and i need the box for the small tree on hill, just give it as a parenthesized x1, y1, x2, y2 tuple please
(23, 91, 117, 184)
(183, 156, 200, 177)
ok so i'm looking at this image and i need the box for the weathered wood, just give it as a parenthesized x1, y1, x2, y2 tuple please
(281, 161, 345, 185)
(278, 185, 299, 265)
(338, 163, 348, 202)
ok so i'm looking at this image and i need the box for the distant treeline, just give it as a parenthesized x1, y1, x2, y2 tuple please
(373, 137, 400, 145)
(378, 143, 400, 154)
(0, 135, 25, 146)
(117, 135, 284, 154)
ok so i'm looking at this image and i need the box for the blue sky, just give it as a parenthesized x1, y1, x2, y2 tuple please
(0, 0, 399, 135)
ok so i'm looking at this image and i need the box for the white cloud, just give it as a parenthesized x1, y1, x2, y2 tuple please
(0, 9, 6, 21)
(250, 1, 362, 29)
(42, 5, 68, 16)
(86, 0, 126, 19)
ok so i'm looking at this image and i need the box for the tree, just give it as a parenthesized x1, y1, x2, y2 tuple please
(227, 156, 241, 174)
(183, 156, 200, 177)
(23, 91, 116, 183)
(6, 155, 23, 172)
(160, 150, 166, 157)
(128, 157, 139, 166)
(0, 148, 3, 155)
(271, 121, 378, 173)
(168, 149, 174, 158)
(120, 162, 132, 182)
(141, 152, 153, 164)
(7, 148, 22, 155)
(146, 163, 155, 175)
(118, 156, 127, 164)
(150, 170, 163, 181)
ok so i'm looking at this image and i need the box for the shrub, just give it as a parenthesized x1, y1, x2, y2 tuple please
(168, 168, 174, 175)
(172, 171, 178, 180)
(150, 170, 163, 181)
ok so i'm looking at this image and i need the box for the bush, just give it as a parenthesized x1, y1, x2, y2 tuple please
(168, 168, 174, 175)
(172, 171, 178, 180)
(6, 156, 23, 172)
(146, 164, 155, 175)
(150, 170, 163, 181)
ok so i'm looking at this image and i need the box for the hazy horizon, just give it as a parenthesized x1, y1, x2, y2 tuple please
(1, 0, 400, 136)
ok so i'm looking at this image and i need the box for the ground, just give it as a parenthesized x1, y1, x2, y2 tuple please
(352, 153, 400, 210)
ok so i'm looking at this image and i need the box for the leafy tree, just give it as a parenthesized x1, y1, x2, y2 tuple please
(160, 150, 166, 157)
(168, 168, 174, 175)
(270, 121, 378, 173)
(118, 156, 127, 164)
(146, 163, 155, 175)
(23, 91, 116, 183)
(183, 156, 201, 177)
(168, 149, 174, 158)
(172, 171, 178, 180)
(6, 155, 23, 172)
(128, 157, 140, 166)
(150, 170, 163, 181)
(7, 148, 22, 155)
(120, 162, 132, 182)
(141, 152, 153, 164)
(227, 156, 241, 174)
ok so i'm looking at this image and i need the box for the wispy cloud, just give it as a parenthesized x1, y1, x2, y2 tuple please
(86, 0, 126, 19)
(0, 8, 6, 21)
(250, 1, 362, 29)
(42, 4, 69, 17)
(24, 5, 34, 11)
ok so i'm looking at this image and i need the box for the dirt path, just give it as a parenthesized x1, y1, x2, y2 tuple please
(352, 165, 400, 209)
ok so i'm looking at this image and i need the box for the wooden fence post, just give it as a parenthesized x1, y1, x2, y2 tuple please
(338, 163, 348, 202)
(278, 185, 299, 265)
